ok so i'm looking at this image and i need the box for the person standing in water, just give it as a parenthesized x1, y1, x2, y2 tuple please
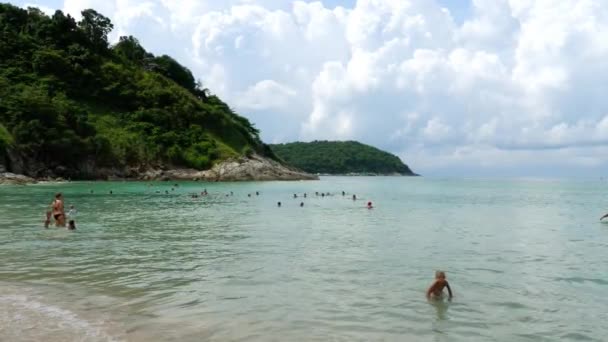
(352, 194, 357, 201)
(367, 201, 373, 209)
(51, 193, 66, 227)
(426, 271, 453, 300)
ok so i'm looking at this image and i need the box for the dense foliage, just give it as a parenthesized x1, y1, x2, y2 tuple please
(270, 141, 416, 175)
(0, 4, 273, 177)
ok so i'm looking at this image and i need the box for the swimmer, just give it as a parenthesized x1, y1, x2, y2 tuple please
(367, 201, 373, 209)
(300, 202, 304, 207)
(304, 193, 307, 198)
(109, 190, 113, 195)
(44, 211, 51, 228)
(165, 190, 169, 194)
(601, 213, 608, 220)
(342, 191, 345, 196)
(321, 193, 325, 198)
(230, 191, 234, 196)
(426, 271, 453, 300)
(68, 220, 76, 230)
(248, 194, 252, 197)
(51, 193, 66, 227)
(277, 201, 282, 207)
(315, 192, 319, 196)
(293, 194, 298, 198)
(352, 194, 357, 201)
(256, 191, 259, 196)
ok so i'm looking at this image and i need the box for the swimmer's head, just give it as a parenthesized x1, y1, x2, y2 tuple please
(55, 192, 62, 199)
(435, 271, 446, 279)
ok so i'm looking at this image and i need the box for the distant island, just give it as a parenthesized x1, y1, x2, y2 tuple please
(270, 141, 418, 176)
(0, 4, 314, 182)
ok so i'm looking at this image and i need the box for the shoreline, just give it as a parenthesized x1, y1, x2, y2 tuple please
(0, 154, 318, 185)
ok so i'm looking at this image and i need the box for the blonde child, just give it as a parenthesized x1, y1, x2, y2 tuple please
(426, 271, 453, 300)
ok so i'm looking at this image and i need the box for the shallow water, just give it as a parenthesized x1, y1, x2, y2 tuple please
(1, 177, 607, 341)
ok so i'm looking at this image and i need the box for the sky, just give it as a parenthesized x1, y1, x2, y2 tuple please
(13, 0, 608, 177)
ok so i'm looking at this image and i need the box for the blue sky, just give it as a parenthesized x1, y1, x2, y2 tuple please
(11, 0, 608, 177)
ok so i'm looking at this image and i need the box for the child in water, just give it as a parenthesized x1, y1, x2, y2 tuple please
(44, 211, 52, 228)
(426, 271, 453, 300)
(68, 220, 76, 230)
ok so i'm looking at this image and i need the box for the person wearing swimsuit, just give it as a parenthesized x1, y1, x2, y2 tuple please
(51, 193, 66, 227)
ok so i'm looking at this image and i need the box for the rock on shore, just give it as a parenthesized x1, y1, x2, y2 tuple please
(0, 172, 37, 185)
(0, 154, 318, 183)
(144, 154, 318, 181)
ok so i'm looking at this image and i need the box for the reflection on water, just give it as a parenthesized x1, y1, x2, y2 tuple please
(431, 299, 450, 321)
(1, 177, 608, 341)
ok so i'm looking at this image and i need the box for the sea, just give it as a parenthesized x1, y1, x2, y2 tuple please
(1, 177, 607, 341)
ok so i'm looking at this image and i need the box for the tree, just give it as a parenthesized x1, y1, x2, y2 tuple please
(194, 80, 210, 102)
(113, 35, 148, 65)
(78, 9, 113, 52)
(148, 55, 196, 92)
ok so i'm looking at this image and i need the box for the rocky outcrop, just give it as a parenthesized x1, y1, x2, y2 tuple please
(145, 154, 318, 181)
(0, 172, 37, 185)
(0, 151, 317, 183)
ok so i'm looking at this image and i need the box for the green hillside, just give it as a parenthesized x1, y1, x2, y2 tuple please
(0, 4, 278, 178)
(270, 141, 416, 175)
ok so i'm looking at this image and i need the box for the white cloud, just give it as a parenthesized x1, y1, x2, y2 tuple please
(15, 0, 608, 175)
(24, 3, 55, 15)
(236, 80, 296, 110)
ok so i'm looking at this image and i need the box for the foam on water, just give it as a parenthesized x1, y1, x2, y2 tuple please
(0, 286, 123, 342)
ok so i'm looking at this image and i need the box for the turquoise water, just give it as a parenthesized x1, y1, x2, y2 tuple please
(1, 177, 607, 341)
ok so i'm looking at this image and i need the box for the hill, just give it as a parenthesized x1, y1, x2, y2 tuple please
(0, 4, 307, 180)
(270, 141, 417, 175)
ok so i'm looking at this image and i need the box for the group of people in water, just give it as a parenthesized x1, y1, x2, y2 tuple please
(40, 187, 455, 300)
(44, 192, 76, 230)
(278, 191, 373, 209)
